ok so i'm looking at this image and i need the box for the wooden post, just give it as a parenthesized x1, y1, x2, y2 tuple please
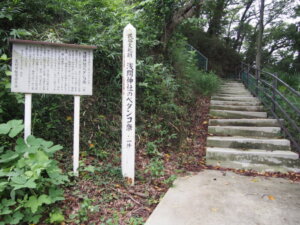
(24, 93, 32, 141)
(73, 96, 80, 175)
(122, 24, 136, 185)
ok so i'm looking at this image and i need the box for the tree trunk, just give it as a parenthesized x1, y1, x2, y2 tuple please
(161, 0, 204, 48)
(207, 0, 226, 37)
(255, 0, 265, 78)
(233, 0, 254, 50)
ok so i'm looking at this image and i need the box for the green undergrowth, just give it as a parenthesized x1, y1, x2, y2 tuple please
(170, 38, 221, 96)
(0, 120, 68, 224)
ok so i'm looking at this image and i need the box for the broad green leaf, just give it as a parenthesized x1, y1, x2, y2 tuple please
(15, 140, 30, 154)
(0, 54, 8, 60)
(46, 144, 63, 155)
(5, 120, 24, 137)
(26, 146, 39, 154)
(24, 171, 33, 177)
(84, 165, 95, 173)
(8, 211, 24, 224)
(27, 214, 42, 224)
(11, 176, 27, 184)
(49, 187, 65, 203)
(7, 120, 23, 127)
(13, 178, 36, 190)
(47, 166, 69, 185)
(50, 210, 65, 223)
(24, 195, 39, 213)
(38, 194, 51, 205)
(0, 199, 15, 215)
(0, 170, 8, 177)
(1, 199, 15, 207)
(34, 151, 49, 163)
(0, 169, 17, 177)
(41, 140, 53, 148)
(0, 182, 8, 192)
(25, 194, 51, 213)
(0, 150, 19, 163)
(26, 136, 43, 146)
(0, 124, 10, 134)
(0, 207, 12, 216)
(9, 125, 24, 138)
(5, 71, 12, 76)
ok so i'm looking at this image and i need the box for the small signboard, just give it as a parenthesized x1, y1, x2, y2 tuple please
(9, 39, 96, 174)
(11, 39, 94, 95)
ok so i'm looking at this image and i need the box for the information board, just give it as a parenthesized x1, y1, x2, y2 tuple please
(11, 42, 94, 95)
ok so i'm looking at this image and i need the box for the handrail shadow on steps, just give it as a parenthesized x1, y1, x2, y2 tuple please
(239, 62, 300, 155)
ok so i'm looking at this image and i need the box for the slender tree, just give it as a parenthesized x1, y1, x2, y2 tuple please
(256, 0, 265, 77)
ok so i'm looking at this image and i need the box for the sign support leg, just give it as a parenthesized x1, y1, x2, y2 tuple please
(73, 96, 80, 175)
(24, 93, 32, 141)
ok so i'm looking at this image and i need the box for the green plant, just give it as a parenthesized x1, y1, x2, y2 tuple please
(146, 141, 161, 157)
(192, 70, 221, 96)
(163, 174, 177, 187)
(0, 55, 23, 122)
(129, 217, 144, 225)
(145, 158, 165, 178)
(101, 211, 120, 225)
(0, 120, 68, 225)
(170, 39, 221, 96)
(69, 196, 99, 223)
(49, 208, 65, 224)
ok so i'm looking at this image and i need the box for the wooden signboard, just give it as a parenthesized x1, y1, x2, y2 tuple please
(10, 39, 97, 174)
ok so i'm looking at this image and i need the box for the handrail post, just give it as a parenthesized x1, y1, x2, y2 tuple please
(255, 68, 259, 97)
(240, 63, 243, 81)
(247, 64, 250, 88)
(272, 73, 278, 113)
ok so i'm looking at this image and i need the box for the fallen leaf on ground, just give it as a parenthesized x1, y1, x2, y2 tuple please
(268, 195, 275, 200)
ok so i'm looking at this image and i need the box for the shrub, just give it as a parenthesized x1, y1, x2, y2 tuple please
(191, 70, 221, 96)
(0, 120, 68, 225)
(170, 39, 221, 96)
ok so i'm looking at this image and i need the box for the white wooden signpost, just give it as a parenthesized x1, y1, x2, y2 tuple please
(122, 24, 136, 185)
(10, 39, 96, 174)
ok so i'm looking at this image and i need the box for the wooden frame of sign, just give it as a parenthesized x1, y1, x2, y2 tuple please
(9, 39, 97, 174)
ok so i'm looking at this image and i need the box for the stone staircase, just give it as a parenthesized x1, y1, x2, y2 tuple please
(206, 81, 300, 172)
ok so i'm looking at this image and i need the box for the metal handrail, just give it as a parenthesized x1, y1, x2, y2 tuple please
(260, 78, 300, 115)
(240, 63, 300, 153)
(187, 44, 208, 71)
(241, 62, 300, 97)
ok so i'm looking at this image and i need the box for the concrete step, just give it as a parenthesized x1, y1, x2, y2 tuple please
(211, 96, 260, 102)
(220, 83, 245, 86)
(219, 86, 246, 89)
(220, 86, 248, 89)
(209, 119, 281, 127)
(210, 110, 267, 119)
(211, 100, 261, 106)
(218, 90, 250, 94)
(207, 136, 291, 151)
(208, 126, 281, 138)
(214, 94, 253, 97)
(210, 105, 264, 111)
(206, 147, 300, 172)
